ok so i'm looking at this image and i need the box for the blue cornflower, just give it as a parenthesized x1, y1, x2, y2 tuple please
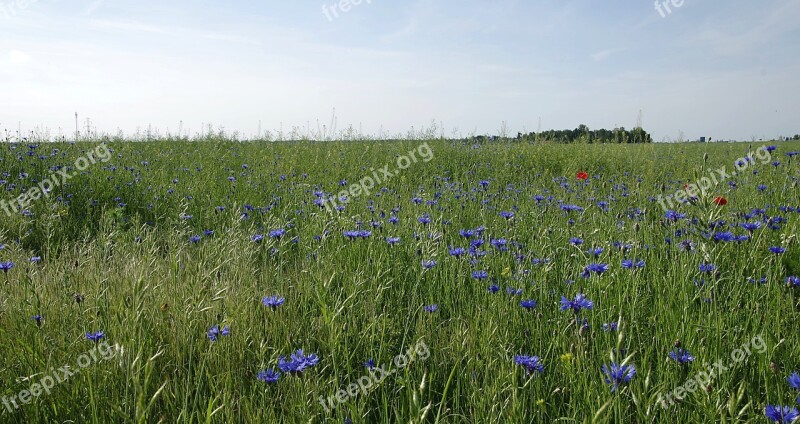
(668, 348, 696, 364)
(601, 363, 636, 392)
(602, 322, 618, 332)
(207, 325, 229, 342)
(770, 246, 786, 255)
(621, 259, 645, 269)
(257, 369, 281, 383)
(422, 260, 437, 270)
(0, 261, 14, 273)
(699, 263, 717, 273)
(569, 237, 584, 246)
(203, 229, 214, 236)
(713, 232, 736, 242)
(423, 304, 438, 313)
(418, 215, 431, 225)
(472, 270, 489, 280)
(33, 315, 43, 326)
(189, 235, 201, 243)
(252, 234, 264, 243)
(560, 293, 594, 313)
(262, 295, 285, 309)
(514, 355, 545, 374)
(459, 229, 475, 238)
(487, 284, 500, 293)
(490, 238, 508, 250)
(764, 405, 799, 423)
(386, 237, 401, 245)
(787, 372, 800, 390)
(500, 211, 514, 219)
(520, 299, 537, 310)
(587, 247, 604, 257)
(449, 247, 466, 257)
(85, 331, 105, 342)
(506, 287, 523, 296)
(30, 256, 41, 263)
(665, 210, 686, 222)
(278, 349, 319, 373)
(583, 263, 609, 276)
(363, 359, 376, 369)
(269, 228, 286, 238)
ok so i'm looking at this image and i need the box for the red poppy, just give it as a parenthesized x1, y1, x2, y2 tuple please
(713, 196, 728, 206)
(576, 172, 589, 180)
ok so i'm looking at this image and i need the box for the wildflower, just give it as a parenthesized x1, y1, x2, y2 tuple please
(472, 270, 489, 280)
(514, 355, 545, 374)
(785, 372, 800, 398)
(487, 285, 500, 293)
(576, 172, 589, 180)
(252, 234, 264, 243)
(33, 315, 43, 326)
(560, 293, 594, 313)
(500, 211, 515, 219)
(421, 260, 437, 270)
(713, 196, 728, 206)
(262, 295, 285, 309)
(621, 259, 645, 269)
(764, 405, 799, 423)
(449, 247, 466, 257)
(582, 263, 609, 277)
(769, 246, 786, 255)
(668, 348, 696, 364)
(587, 247, 604, 257)
(0, 261, 14, 273)
(665, 210, 686, 221)
(699, 263, 716, 273)
(257, 369, 280, 383)
(520, 299, 537, 310)
(602, 322, 618, 332)
(269, 229, 286, 238)
(423, 304, 438, 313)
(601, 363, 636, 392)
(386, 237, 401, 245)
(189, 235, 201, 243)
(363, 359, 376, 369)
(278, 349, 319, 373)
(85, 331, 105, 342)
(569, 237, 584, 246)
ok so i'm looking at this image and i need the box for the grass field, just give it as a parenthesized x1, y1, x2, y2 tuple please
(1, 139, 799, 423)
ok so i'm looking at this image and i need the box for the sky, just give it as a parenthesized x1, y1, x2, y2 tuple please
(1, 0, 799, 142)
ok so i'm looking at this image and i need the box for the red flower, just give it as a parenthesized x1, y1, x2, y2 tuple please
(576, 172, 589, 180)
(713, 196, 728, 206)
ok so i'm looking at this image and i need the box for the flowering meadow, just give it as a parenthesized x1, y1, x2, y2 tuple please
(1, 139, 800, 423)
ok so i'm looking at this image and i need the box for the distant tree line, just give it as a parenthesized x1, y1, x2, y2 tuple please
(469, 125, 653, 144)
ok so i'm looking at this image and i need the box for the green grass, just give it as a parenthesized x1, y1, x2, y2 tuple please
(0, 139, 799, 423)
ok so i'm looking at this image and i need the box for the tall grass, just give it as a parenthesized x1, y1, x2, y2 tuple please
(0, 139, 798, 422)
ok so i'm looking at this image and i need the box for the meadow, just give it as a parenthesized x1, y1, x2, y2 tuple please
(0, 138, 799, 423)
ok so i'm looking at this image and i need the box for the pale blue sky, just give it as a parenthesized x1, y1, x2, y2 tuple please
(1, 0, 798, 141)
